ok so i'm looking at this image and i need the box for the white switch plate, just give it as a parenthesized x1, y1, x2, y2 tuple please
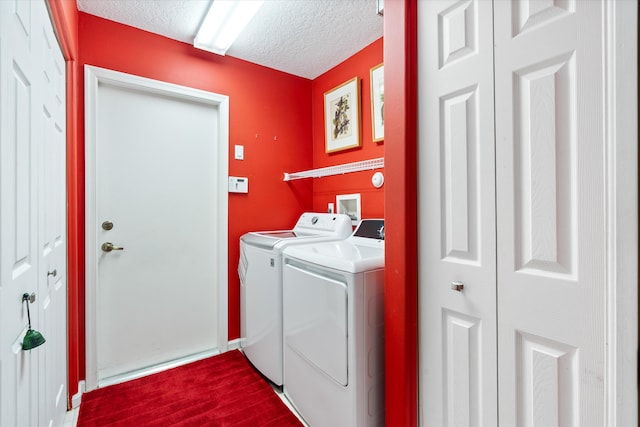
(234, 145, 244, 160)
(228, 176, 248, 193)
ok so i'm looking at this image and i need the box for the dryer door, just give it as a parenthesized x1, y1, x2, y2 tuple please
(283, 262, 348, 386)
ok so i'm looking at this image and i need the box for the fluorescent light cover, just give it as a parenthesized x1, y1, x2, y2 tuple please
(195, 0, 264, 56)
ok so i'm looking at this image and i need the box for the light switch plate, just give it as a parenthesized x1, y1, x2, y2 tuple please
(228, 176, 248, 193)
(234, 145, 244, 160)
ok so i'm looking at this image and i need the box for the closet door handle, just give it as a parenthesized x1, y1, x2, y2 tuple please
(451, 281, 464, 292)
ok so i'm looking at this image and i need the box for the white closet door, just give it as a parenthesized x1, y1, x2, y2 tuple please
(494, 1, 605, 425)
(37, 2, 68, 426)
(418, 1, 497, 425)
(0, 1, 67, 426)
(0, 1, 40, 424)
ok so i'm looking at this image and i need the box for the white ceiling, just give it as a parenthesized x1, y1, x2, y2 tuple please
(76, 0, 384, 79)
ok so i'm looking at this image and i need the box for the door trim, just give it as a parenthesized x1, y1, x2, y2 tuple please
(604, 1, 638, 425)
(84, 65, 230, 391)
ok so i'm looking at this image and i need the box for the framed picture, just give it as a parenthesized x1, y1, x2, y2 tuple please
(324, 77, 361, 153)
(370, 63, 384, 142)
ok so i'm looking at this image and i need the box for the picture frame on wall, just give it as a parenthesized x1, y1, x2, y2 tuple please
(324, 77, 361, 153)
(370, 63, 384, 142)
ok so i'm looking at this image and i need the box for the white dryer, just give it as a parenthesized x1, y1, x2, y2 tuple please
(282, 219, 385, 427)
(238, 213, 352, 386)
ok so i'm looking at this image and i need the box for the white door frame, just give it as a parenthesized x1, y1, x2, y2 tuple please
(83, 65, 229, 391)
(604, 1, 637, 425)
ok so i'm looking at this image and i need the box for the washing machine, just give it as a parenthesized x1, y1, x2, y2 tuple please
(282, 219, 385, 427)
(238, 212, 352, 386)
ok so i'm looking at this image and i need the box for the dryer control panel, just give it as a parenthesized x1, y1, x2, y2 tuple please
(353, 219, 385, 240)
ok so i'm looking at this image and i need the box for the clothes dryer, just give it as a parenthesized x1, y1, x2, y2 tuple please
(282, 219, 385, 426)
(238, 213, 352, 386)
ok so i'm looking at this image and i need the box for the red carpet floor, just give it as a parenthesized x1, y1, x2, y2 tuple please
(77, 350, 304, 426)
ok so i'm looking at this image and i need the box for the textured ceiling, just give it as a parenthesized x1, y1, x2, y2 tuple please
(76, 0, 384, 79)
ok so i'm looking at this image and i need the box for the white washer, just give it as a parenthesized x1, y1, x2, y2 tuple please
(238, 213, 352, 386)
(282, 219, 385, 427)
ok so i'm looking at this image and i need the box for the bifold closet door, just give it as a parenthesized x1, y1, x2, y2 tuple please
(0, 1, 67, 426)
(419, 0, 607, 425)
(494, 1, 605, 425)
(418, 1, 498, 425)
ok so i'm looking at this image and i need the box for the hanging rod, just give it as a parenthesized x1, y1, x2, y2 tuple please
(283, 157, 384, 181)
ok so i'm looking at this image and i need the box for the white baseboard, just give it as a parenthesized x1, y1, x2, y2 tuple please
(227, 338, 241, 351)
(71, 380, 85, 409)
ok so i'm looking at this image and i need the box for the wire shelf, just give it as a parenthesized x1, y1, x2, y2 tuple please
(283, 157, 384, 181)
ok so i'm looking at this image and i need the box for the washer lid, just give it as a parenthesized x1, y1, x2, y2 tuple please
(241, 230, 308, 249)
(240, 213, 352, 250)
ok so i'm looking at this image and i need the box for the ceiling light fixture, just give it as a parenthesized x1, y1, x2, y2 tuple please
(194, 0, 264, 56)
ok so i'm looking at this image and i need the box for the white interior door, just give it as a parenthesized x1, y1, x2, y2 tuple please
(0, 1, 40, 424)
(0, 0, 67, 426)
(38, 3, 68, 426)
(494, 1, 605, 424)
(85, 67, 229, 386)
(418, 0, 498, 425)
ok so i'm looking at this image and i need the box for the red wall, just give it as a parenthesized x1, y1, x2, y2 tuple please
(384, 2, 418, 426)
(311, 38, 384, 219)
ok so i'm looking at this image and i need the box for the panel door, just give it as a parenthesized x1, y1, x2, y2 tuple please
(494, 1, 605, 424)
(37, 2, 68, 426)
(417, 1, 498, 425)
(0, 0, 40, 424)
(0, 1, 67, 426)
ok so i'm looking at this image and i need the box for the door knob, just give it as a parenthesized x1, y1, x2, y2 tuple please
(451, 281, 464, 292)
(102, 242, 124, 252)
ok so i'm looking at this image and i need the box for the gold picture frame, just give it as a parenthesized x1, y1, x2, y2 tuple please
(370, 63, 384, 142)
(324, 77, 361, 153)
